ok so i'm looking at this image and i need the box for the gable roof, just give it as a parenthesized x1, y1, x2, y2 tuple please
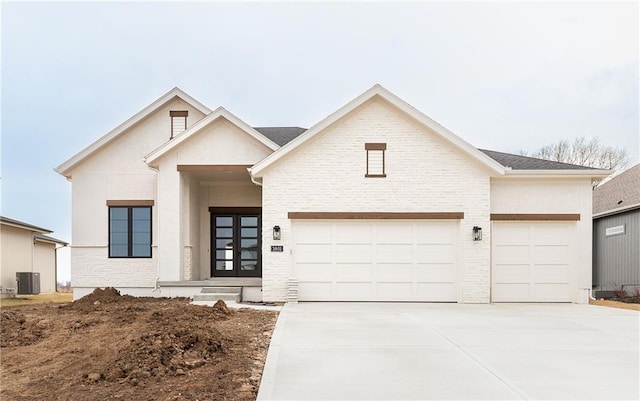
(254, 127, 307, 146)
(144, 107, 280, 166)
(56, 87, 211, 178)
(480, 149, 598, 170)
(0, 216, 51, 234)
(593, 163, 640, 217)
(250, 84, 507, 177)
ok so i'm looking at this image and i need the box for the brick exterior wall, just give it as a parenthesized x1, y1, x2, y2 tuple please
(71, 247, 157, 288)
(260, 99, 492, 303)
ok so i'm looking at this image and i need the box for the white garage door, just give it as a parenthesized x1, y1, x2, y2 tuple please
(492, 222, 576, 302)
(292, 220, 459, 301)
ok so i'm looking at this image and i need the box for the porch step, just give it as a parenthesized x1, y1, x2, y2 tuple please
(201, 287, 242, 294)
(192, 287, 241, 303)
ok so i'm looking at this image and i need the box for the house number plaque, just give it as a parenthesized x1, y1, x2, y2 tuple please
(271, 245, 284, 252)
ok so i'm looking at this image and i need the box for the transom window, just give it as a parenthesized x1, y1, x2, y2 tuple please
(170, 110, 188, 139)
(109, 206, 152, 258)
(365, 143, 387, 177)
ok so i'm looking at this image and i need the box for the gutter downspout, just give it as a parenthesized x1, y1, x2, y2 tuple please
(54, 242, 68, 293)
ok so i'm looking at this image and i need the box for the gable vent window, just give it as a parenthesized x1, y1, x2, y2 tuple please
(170, 110, 188, 139)
(365, 143, 387, 177)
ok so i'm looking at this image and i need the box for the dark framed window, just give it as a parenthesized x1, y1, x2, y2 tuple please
(365, 143, 387, 177)
(109, 206, 152, 258)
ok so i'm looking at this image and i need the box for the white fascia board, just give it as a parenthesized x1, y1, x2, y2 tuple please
(504, 169, 611, 178)
(251, 84, 506, 177)
(375, 86, 506, 175)
(144, 107, 279, 166)
(0, 221, 51, 234)
(593, 203, 640, 219)
(55, 87, 211, 178)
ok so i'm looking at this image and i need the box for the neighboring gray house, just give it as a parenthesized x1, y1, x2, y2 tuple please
(592, 164, 640, 297)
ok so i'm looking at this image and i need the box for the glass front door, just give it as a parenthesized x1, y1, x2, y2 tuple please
(211, 208, 261, 277)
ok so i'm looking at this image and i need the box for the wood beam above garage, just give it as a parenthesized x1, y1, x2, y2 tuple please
(288, 212, 464, 219)
(490, 213, 581, 221)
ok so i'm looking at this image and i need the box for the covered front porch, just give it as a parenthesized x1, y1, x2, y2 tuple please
(155, 164, 265, 301)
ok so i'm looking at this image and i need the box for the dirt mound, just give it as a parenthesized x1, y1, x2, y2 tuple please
(212, 299, 231, 315)
(1, 296, 278, 401)
(105, 326, 225, 382)
(68, 286, 133, 305)
(1, 310, 49, 347)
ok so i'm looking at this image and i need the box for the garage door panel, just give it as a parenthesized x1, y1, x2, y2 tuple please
(492, 222, 574, 302)
(492, 283, 531, 301)
(376, 244, 413, 262)
(376, 224, 413, 242)
(532, 265, 570, 283)
(417, 264, 457, 282)
(335, 244, 373, 262)
(377, 263, 414, 280)
(415, 244, 456, 263)
(335, 224, 373, 243)
(293, 220, 459, 302)
(415, 222, 456, 243)
(531, 283, 570, 301)
(335, 282, 372, 299)
(335, 263, 373, 280)
(532, 245, 569, 263)
(493, 264, 530, 283)
(295, 244, 333, 263)
(416, 283, 457, 301)
(295, 223, 332, 243)
(298, 282, 332, 301)
(377, 282, 414, 300)
(493, 245, 529, 263)
(492, 225, 530, 244)
(532, 225, 570, 244)
(297, 263, 333, 280)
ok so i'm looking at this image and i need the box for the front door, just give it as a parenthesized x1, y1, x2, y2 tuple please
(210, 207, 261, 277)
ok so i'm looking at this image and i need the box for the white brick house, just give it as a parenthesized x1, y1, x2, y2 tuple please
(56, 85, 608, 303)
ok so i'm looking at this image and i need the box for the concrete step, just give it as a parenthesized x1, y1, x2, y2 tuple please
(192, 292, 240, 303)
(201, 287, 242, 294)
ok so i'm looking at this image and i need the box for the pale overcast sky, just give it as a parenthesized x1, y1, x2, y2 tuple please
(1, 1, 638, 281)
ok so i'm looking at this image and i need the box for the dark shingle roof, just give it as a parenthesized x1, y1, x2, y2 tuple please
(254, 127, 307, 146)
(593, 163, 640, 215)
(479, 149, 597, 170)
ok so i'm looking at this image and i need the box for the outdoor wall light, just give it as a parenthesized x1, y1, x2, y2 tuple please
(273, 225, 281, 241)
(472, 226, 482, 241)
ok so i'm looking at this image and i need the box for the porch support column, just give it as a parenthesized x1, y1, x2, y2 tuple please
(157, 154, 182, 281)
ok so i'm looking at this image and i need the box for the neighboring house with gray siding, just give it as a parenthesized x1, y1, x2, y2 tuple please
(592, 164, 640, 297)
(0, 216, 68, 296)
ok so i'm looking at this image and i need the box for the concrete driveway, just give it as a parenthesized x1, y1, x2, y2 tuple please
(257, 303, 639, 400)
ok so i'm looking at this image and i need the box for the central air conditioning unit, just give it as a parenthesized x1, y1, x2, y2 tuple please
(16, 272, 40, 295)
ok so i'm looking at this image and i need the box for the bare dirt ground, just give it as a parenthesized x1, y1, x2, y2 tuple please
(1, 288, 278, 401)
(590, 298, 640, 311)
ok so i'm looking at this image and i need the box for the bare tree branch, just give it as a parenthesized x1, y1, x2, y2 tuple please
(530, 136, 628, 170)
